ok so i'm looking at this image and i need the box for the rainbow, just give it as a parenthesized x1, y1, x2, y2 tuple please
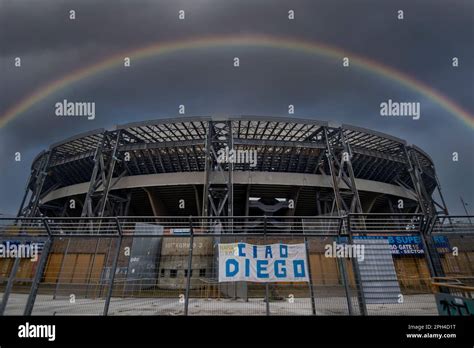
(1, 34, 473, 128)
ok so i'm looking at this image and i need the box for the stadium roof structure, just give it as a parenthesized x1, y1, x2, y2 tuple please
(19, 116, 447, 218)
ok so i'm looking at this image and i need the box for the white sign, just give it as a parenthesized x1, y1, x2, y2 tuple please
(218, 243, 309, 283)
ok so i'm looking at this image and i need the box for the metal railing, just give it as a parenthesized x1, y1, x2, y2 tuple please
(0, 214, 472, 316)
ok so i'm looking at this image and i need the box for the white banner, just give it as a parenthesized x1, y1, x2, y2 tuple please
(218, 243, 309, 283)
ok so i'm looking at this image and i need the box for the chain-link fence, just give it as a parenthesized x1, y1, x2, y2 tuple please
(0, 214, 472, 316)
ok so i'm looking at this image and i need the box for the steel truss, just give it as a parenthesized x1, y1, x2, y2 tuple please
(17, 150, 54, 217)
(81, 130, 128, 217)
(404, 146, 447, 217)
(17, 117, 444, 218)
(202, 120, 234, 217)
(323, 127, 363, 215)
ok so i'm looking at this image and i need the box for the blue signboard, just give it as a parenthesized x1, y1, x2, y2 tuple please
(352, 235, 450, 255)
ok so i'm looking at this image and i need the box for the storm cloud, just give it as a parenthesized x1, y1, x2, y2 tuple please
(0, 0, 473, 215)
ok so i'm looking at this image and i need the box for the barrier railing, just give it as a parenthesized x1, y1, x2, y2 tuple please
(0, 214, 472, 316)
(430, 215, 474, 234)
(431, 277, 474, 298)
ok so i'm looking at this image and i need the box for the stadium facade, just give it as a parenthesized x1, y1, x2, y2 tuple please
(18, 116, 448, 219)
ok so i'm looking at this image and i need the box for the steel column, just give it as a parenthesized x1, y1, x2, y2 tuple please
(82, 131, 123, 217)
(53, 236, 71, 299)
(336, 216, 354, 315)
(24, 219, 53, 315)
(18, 151, 53, 217)
(202, 120, 234, 217)
(184, 217, 195, 315)
(347, 215, 367, 315)
(340, 130, 363, 214)
(304, 235, 317, 315)
(324, 127, 345, 214)
(264, 216, 270, 316)
(404, 146, 435, 216)
(0, 257, 21, 315)
(103, 218, 122, 316)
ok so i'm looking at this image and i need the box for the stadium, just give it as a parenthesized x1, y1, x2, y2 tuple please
(1, 116, 472, 316)
(19, 116, 445, 218)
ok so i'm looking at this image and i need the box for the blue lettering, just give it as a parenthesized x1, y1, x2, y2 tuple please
(274, 260, 287, 278)
(265, 246, 273, 258)
(238, 243, 246, 257)
(293, 260, 306, 278)
(256, 260, 269, 278)
(245, 258, 250, 277)
(226, 259, 239, 277)
(253, 245, 258, 258)
(280, 245, 288, 258)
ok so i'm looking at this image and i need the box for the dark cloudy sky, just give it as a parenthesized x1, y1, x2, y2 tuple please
(0, 0, 473, 215)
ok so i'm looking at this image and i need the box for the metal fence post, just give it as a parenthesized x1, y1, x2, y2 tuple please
(304, 234, 317, 315)
(347, 215, 368, 316)
(336, 217, 353, 315)
(103, 218, 122, 316)
(85, 237, 101, 299)
(23, 219, 53, 315)
(184, 216, 195, 316)
(0, 255, 21, 315)
(419, 217, 437, 278)
(419, 215, 450, 294)
(53, 236, 71, 300)
(264, 216, 270, 316)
